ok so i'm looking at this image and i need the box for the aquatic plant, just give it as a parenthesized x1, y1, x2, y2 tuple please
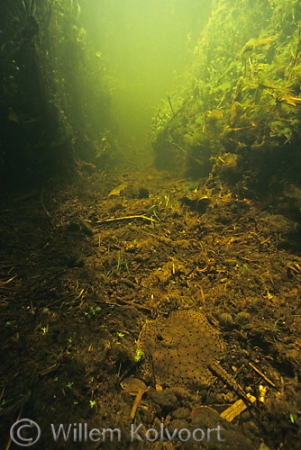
(152, 0, 301, 187)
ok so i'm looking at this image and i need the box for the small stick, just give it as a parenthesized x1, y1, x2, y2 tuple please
(209, 362, 255, 408)
(5, 391, 31, 450)
(41, 289, 84, 309)
(40, 186, 51, 218)
(167, 95, 175, 116)
(5, 408, 22, 450)
(0, 387, 5, 404)
(248, 362, 276, 387)
(259, 236, 272, 245)
(113, 297, 152, 312)
(0, 276, 17, 290)
(95, 215, 155, 226)
(0, 276, 16, 286)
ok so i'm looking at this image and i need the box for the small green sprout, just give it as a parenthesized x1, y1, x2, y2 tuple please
(42, 308, 50, 314)
(0, 399, 7, 412)
(90, 306, 101, 316)
(134, 348, 144, 362)
(41, 326, 48, 334)
(240, 263, 249, 275)
(90, 400, 96, 409)
(117, 332, 125, 338)
(66, 382, 73, 389)
(164, 195, 170, 208)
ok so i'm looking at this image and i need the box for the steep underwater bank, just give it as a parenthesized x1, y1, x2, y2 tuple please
(152, 0, 301, 205)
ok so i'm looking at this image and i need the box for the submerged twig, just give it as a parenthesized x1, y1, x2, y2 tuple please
(0, 276, 17, 286)
(40, 186, 51, 218)
(95, 215, 155, 226)
(167, 95, 175, 116)
(113, 296, 152, 312)
(208, 362, 255, 408)
(248, 362, 276, 388)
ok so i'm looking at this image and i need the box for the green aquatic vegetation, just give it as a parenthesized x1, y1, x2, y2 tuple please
(240, 263, 249, 276)
(134, 348, 144, 362)
(151, 0, 301, 180)
(89, 306, 101, 316)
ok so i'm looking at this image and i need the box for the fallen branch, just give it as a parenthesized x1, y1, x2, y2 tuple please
(95, 215, 155, 226)
(208, 362, 255, 408)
